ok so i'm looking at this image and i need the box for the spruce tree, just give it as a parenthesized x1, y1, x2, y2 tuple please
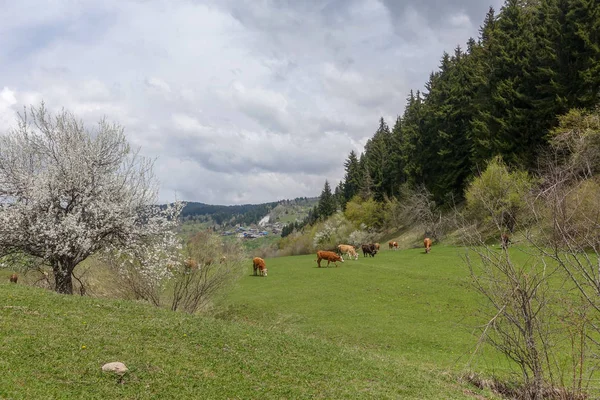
(343, 150, 361, 203)
(471, 0, 543, 168)
(363, 118, 391, 201)
(317, 180, 336, 219)
(400, 90, 425, 186)
(388, 115, 406, 196)
(358, 154, 374, 199)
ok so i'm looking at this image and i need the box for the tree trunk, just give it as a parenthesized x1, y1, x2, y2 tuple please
(53, 261, 75, 294)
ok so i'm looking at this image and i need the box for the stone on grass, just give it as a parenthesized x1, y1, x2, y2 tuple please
(102, 362, 129, 375)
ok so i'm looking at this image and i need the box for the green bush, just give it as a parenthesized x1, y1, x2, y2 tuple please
(465, 156, 534, 233)
(344, 196, 384, 229)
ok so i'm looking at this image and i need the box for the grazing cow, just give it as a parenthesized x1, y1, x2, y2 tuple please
(374, 243, 380, 251)
(337, 244, 359, 261)
(501, 233, 511, 250)
(388, 241, 398, 250)
(253, 257, 268, 276)
(361, 244, 378, 257)
(424, 238, 432, 254)
(184, 258, 199, 270)
(316, 251, 344, 268)
(9, 273, 18, 283)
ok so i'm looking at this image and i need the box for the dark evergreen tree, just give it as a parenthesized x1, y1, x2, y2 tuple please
(334, 181, 345, 210)
(422, 46, 479, 202)
(566, 0, 600, 107)
(388, 115, 406, 195)
(317, 180, 336, 219)
(471, 0, 544, 168)
(343, 150, 361, 204)
(358, 154, 373, 199)
(363, 118, 391, 201)
(470, 7, 500, 168)
(400, 90, 426, 186)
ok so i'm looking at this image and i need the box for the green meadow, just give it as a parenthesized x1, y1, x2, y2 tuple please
(218, 246, 509, 371)
(0, 246, 516, 399)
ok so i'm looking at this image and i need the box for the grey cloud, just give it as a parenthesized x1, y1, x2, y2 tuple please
(1, 0, 501, 205)
(381, 0, 504, 28)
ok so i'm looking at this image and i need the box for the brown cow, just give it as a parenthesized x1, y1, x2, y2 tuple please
(253, 257, 267, 276)
(337, 244, 359, 260)
(388, 241, 398, 250)
(374, 243, 380, 251)
(424, 238, 432, 254)
(184, 258, 199, 270)
(9, 273, 18, 283)
(501, 233, 511, 250)
(316, 251, 344, 268)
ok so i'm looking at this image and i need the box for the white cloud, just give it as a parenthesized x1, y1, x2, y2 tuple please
(449, 13, 472, 28)
(145, 77, 172, 94)
(0, 0, 504, 204)
(0, 87, 18, 131)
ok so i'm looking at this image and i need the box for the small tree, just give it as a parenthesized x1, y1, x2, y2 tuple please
(170, 232, 245, 313)
(464, 232, 558, 398)
(465, 156, 534, 234)
(317, 180, 336, 219)
(397, 185, 444, 240)
(344, 195, 383, 229)
(106, 232, 181, 306)
(0, 103, 183, 294)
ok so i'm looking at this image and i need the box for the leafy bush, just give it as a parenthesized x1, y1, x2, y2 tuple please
(465, 156, 534, 233)
(277, 231, 314, 256)
(170, 231, 246, 314)
(312, 212, 357, 250)
(344, 196, 384, 229)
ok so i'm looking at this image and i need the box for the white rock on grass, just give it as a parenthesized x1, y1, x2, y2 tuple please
(102, 362, 129, 375)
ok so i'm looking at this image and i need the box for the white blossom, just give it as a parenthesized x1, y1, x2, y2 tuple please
(0, 103, 183, 293)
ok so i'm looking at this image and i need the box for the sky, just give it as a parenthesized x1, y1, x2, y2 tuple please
(0, 0, 504, 205)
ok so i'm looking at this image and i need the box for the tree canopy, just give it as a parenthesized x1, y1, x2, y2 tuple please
(0, 104, 182, 294)
(333, 0, 600, 207)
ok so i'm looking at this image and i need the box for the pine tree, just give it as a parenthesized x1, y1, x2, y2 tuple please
(471, 0, 543, 168)
(470, 7, 500, 168)
(388, 115, 406, 196)
(565, 0, 600, 107)
(343, 150, 361, 203)
(358, 154, 373, 199)
(363, 118, 391, 201)
(334, 181, 345, 210)
(422, 46, 479, 202)
(317, 180, 336, 219)
(400, 90, 426, 186)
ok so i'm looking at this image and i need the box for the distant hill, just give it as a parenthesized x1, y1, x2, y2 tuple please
(181, 197, 317, 227)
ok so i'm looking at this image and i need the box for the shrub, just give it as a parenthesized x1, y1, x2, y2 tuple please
(344, 196, 384, 229)
(465, 156, 534, 233)
(170, 232, 246, 314)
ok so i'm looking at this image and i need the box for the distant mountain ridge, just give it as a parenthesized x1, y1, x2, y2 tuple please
(181, 197, 317, 227)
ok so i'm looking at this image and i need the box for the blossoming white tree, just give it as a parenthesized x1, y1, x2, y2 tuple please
(0, 103, 183, 294)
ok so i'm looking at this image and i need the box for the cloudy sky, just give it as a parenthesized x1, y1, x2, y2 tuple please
(0, 0, 503, 205)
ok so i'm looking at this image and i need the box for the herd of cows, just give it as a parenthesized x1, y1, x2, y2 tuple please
(252, 237, 435, 276)
(5, 235, 509, 282)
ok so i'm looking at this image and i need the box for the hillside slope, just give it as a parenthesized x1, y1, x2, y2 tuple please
(0, 283, 488, 399)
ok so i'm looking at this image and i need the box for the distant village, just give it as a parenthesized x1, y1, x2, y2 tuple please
(221, 216, 284, 239)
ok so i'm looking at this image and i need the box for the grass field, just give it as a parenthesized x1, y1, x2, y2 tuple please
(0, 246, 514, 399)
(218, 246, 509, 371)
